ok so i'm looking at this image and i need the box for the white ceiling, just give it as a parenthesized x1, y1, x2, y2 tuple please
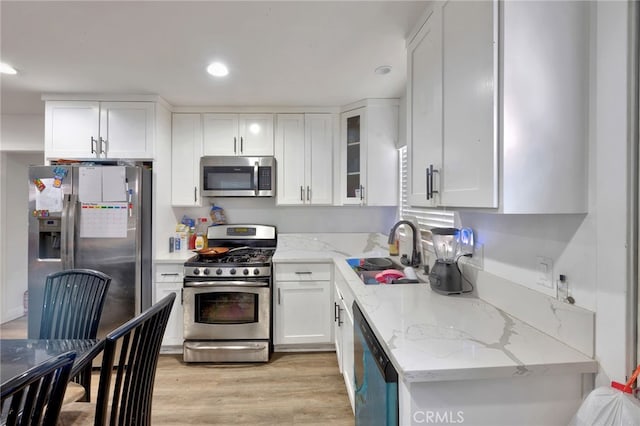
(0, 1, 428, 114)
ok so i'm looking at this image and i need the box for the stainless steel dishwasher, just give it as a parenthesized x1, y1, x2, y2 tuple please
(353, 302, 398, 426)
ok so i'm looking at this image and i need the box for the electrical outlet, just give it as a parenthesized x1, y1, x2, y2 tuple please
(536, 256, 554, 289)
(464, 243, 484, 270)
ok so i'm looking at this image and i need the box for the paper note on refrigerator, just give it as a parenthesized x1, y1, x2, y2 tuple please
(78, 167, 102, 203)
(102, 166, 127, 202)
(79, 203, 128, 238)
(35, 178, 63, 212)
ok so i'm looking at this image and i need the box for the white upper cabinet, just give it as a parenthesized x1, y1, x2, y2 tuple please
(407, 7, 442, 208)
(45, 101, 155, 160)
(407, 1, 588, 213)
(440, 0, 496, 208)
(202, 113, 274, 156)
(171, 114, 202, 207)
(499, 0, 589, 213)
(275, 113, 333, 206)
(340, 101, 398, 206)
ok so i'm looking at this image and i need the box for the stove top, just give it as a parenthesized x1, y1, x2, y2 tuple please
(187, 248, 275, 266)
(183, 224, 277, 280)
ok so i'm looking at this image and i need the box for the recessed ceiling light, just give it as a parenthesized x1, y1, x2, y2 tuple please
(0, 62, 18, 75)
(207, 62, 229, 77)
(374, 65, 392, 75)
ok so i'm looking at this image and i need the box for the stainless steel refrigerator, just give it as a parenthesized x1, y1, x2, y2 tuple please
(27, 164, 152, 339)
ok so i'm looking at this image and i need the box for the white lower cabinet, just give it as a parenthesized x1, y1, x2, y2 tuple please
(333, 268, 355, 413)
(273, 263, 333, 347)
(154, 263, 184, 349)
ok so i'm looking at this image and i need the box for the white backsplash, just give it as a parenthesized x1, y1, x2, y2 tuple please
(277, 232, 595, 357)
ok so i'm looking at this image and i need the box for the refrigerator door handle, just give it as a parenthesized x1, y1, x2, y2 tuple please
(61, 194, 71, 269)
(66, 193, 78, 269)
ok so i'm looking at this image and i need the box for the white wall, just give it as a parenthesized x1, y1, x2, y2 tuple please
(0, 114, 44, 151)
(0, 152, 43, 322)
(158, 200, 397, 256)
(593, 0, 631, 386)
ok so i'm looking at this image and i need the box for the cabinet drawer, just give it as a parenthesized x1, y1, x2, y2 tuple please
(155, 264, 184, 282)
(275, 263, 332, 281)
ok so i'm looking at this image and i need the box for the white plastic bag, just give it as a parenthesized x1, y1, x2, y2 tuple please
(569, 386, 640, 426)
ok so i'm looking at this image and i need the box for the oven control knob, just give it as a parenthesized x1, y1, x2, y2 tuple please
(203, 268, 210, 276)
(243, 269, 249, 276)
(253, 268, 260, 276)
(230, 268, 237, 275)
(216, 268, 223, 275)
(193, 268, 200, 275)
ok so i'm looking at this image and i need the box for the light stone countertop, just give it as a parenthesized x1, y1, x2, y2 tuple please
(154, 251, 195, 263)
(274, 233, 598, 383)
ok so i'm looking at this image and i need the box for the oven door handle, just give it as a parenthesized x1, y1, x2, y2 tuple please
(184, 342, 265, 351)
(184, 281, 268, 287)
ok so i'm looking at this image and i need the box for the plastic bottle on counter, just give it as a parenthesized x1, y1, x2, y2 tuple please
(194, 218, 209, 250)
(188, 226, 196, 250)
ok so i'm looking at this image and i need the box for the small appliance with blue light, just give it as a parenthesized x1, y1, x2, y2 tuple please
(429, 227, 474, 295)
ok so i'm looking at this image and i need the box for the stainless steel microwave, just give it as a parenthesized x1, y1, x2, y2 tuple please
(201, 156, 275, 197)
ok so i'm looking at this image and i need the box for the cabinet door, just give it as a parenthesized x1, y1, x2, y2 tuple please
(440, 0, 497, 207)
(171, 114, 202, 206)
(45, 101, 100, 160)
(364, 105, 398, 206)
(202, 114, 238, 156)
(155, 281, 184, 347)
(340, 296, 355, 412)
(306, 114, 333, 205)
(407, 8, 442, 207)
(341, 108, 366, 205)
(274, 280, 332, 345)
(99, 102, 155, 159)
(238, 114, 274, 156)
(275, 114, 306, 205)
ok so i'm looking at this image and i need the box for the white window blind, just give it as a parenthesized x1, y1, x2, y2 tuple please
(398, 146, 455, 232)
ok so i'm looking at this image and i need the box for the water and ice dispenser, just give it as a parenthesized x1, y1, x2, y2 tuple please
(38, 218, 61, 259)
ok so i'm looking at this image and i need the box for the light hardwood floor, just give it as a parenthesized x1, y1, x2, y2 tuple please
(0, 317, 354, 425)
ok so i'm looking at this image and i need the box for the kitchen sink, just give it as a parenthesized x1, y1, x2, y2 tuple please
(346, 257, 425, 285)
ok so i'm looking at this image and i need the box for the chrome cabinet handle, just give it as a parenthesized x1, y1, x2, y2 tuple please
(360, 185, 364, 201)
(194, 186, 197, 203)
(234, 137, 237, 154)
(300, 186, 304, 202)
(278, 288, 281, 305)
(426, 168, 430, 200)
(240, 137, 244, 154)
(99, 137, 106, 155)
(426, 164, 439, 200)
(294, 271, 312, 275)
(306, 186, 310, 201)
(160, 273, 180, 276)
(90, 137, 98, 154)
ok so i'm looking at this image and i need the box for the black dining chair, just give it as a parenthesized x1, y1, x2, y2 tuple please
(1, 351, 76, 426)
(58, 293, 175, 426)
(39, 269, 111, 403)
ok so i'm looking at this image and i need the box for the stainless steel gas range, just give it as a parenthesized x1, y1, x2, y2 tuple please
(182, 224, 276, 363)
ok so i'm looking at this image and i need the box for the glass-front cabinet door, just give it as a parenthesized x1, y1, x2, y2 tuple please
(341, 107, 367, 205)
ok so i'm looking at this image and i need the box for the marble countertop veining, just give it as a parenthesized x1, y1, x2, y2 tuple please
(274, 233, 598, 383)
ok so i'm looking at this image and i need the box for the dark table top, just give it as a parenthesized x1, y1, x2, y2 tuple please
(0, 339, 104, 386)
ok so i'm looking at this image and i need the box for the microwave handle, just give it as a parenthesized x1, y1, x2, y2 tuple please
(254, 161, 259, 196)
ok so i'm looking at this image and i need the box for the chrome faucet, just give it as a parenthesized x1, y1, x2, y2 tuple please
(388, 220, 421, 267)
